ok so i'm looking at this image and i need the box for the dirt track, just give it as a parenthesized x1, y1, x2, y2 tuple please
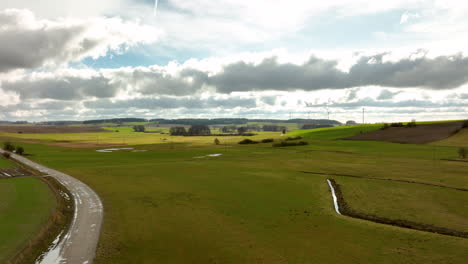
(345, 121, 464, 144)
(0, 149, 103, 264)
(0, 126, 109, 134)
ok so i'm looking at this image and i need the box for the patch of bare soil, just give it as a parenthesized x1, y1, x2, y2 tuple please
(0, 126, 109, 134)
(344, 121, 464, 144)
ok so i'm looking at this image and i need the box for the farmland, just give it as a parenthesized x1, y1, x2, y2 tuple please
(0, 125, 109, 134)
(433, 128, 468, 147)
(0, 156, 15, 168)
(1, 122, 467, 263)
(346, 121, 465, 144)
(0, 175, 57, 263)
(0, 129, 282, 147)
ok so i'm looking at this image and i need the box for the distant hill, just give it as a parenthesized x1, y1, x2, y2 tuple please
(0, 121, 28, 125)
(1, 118, 342, 126)
(38, 121, 84, 126)
(149, 118, 341, 126)
(83, 118, 148, 124)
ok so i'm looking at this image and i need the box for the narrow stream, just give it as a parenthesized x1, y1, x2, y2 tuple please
(327, 179, 342, 215)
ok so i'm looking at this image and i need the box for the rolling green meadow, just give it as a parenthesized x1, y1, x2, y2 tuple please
(0, 129, 281, 147)
(0, 174, 57, 263)
(0, 156, 16, 168)
(1, 123, 467, 263)
(433, 128, 468, 147)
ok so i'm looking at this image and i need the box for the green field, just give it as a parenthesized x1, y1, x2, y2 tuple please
(0, 177, 57, 262)
(289, 124, 382, 139)
(1, 123, 467, 263)
(0, 157, 16, 168)
(433, 128, 468, 147)
(0, 130, 282, 147)
(337, 177, 468, 233)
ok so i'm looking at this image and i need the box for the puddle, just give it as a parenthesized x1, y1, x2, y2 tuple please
(35, 231, 65, 264)
(194, 154, 223, 158)
(96, 148, 134, 153)
(326, 179, 341, 215)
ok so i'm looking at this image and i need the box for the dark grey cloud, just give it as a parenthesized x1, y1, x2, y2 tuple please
(307, 97, 468, 109)
(2, 75, 118, 100)
(0, 9, 157, 72)
(208, 53, 468, 93)
(377, 89, 401, 100)
(346, 88, 360, 101)
(209, 57, 349, 93)
(348, 53, 468, 89)
(4, 52, 468, 103)
(260, 95, 278, 105)
(121, 68, 207, 96)
(83, 96, 257, 110)
(0, 22, 86, 72)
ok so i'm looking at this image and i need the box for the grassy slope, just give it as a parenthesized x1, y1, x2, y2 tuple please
(433, 128, 468, 147)
(0, 157, 16, 168)
(337, 177, 468, 232)
(0, 177, 57, 262)
(289, 124, 382, 140)
(3, 133, 466, 264)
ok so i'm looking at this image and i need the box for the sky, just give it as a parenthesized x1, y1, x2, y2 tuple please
(0, 0, 468, 123)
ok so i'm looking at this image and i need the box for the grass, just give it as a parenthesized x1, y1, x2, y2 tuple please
(337, 177, 468, 233)
(0, 157, 16, 168)
(1, 130, 466, 264)
(289, 120, 467, 141)
(0, 177, 57, 263)
(289, 124, 382, 140)
(433, 128, 468, 147)
(0, 130, 281, 147)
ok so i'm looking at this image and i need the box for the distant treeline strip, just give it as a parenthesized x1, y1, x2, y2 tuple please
(301, 171, 468, 192)
(327, 179, 468, 239)
(82, 118, 341, 126)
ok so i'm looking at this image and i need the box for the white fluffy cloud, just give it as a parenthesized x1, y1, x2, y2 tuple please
(0, 9, 160, 72)
(0, 0, 131, 18)
(5, 50, 468, 102)
(2, 1, 468, 122)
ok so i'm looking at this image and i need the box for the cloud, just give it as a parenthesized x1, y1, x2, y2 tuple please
(346, 88, 360, 101)
(209, 56, 349, 92)
(84, 96, 257, 110)
(400, 12, 420, 24)
(209, 53, 468, 93)
(308, 97, 468, 109)
(377, 89, 401, 100)
(114, 67, 208, 97)
(260, 96, 278, 105)
(0, 9, 160, 72)
(1, 70, 119, 100)
(4, 51, 468, 102)
(0, 0, 131, 18)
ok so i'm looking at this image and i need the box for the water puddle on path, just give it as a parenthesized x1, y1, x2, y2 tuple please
(35, 231, 65, 264)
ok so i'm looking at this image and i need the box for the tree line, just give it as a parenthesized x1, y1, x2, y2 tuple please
(2, 142, 25, 157)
